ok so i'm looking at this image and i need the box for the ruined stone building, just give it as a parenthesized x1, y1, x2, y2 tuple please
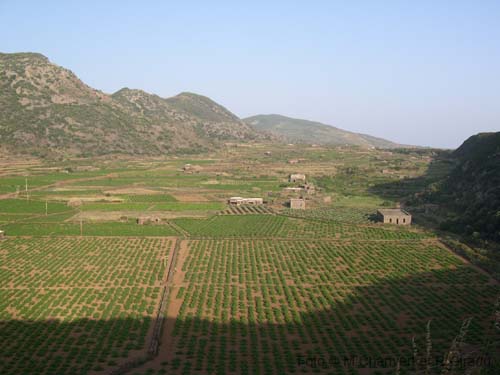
(289, 173, 306, 183)
(377, 209, 412, 225)
(289, 198, 306, 210)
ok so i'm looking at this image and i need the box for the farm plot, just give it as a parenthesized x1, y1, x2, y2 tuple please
(281, 206, 376, 224)
(219, 205, 274, 215)
(277, 217, 429, 240)
(2, 221, 180, 237)
(173, 215, 287, 237)
(0, 237, 173, 375)
(151, 239, 498, 375)
(126, 194, 178, 203)
(0, 198, 70, 215)
(173, 215, 428, 240)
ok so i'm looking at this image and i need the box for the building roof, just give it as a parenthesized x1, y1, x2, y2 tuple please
(377, 208, 411, 216)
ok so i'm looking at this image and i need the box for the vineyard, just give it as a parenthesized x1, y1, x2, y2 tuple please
(0, 237, 173, 375)
(281, 206, 376, 224)
(144, 239, 499, 375)
(173, 215, 429, 240)
(219, 205, 274, 215)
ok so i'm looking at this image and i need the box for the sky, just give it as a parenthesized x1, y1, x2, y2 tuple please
(1, 1, 499, 148)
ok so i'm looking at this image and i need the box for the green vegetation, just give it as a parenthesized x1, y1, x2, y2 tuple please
(1, 135, 499, 375)
(164, 239, 497, 375)
(282, 206, 376, 223)
(0, 199, 69, 214)
(126, 194, 177, 202)
(0, 237, 171, 375)
(3, 221, 179, 237)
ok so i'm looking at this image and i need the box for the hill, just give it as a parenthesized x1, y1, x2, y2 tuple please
(0, 52, 265, 157)
(437, 132, 500, 243)
(243, 114, 402, 148)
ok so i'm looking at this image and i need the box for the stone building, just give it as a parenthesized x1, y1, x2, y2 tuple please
(228, 197, 263, 206)
(289, 173, 306, 183)
(377, 209, 412, 225)
(289, 198, 306, 210)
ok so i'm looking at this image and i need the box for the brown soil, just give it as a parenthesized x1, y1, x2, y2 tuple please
(170, 193, 209, 202)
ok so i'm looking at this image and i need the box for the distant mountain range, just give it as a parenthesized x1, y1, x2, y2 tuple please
(1, 52, 405, 156)
(243, 114, 403, 149)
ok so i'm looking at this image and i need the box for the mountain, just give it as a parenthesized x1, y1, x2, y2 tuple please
(0, 52, 265, 157)
(243, 114, 403, 148)
(436, 132, 500, 243)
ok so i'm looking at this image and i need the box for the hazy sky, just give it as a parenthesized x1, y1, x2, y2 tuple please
(1, 1, 499, 148)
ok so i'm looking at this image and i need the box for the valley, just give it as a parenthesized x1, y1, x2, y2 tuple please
(1, 142, 498, 375)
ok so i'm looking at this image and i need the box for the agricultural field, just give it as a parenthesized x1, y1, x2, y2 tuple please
(281, 207, 376, 224)
(0, 237, 174, 375)
(0, 145, 498, 375)
(136, 239, 499, 375)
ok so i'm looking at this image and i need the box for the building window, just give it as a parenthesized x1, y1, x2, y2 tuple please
(403, 218, 406, 223)
(389, 218, 392, 223)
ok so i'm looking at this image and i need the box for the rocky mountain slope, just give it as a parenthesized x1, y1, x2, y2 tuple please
(244, 114, 402, 148)
(0, 52, 264, 157)
(436, 132, 500, 243)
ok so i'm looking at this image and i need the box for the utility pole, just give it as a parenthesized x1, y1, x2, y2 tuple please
(80, 220, 83, 237)
(25, 178, 28, 201)
(45, 201, 48, 216)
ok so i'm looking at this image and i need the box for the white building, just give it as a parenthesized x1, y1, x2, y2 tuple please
(289, 173, 306, 183)
(228, 197, 264, 206)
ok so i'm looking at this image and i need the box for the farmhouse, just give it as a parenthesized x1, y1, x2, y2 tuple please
(377, 209, 412, 225)
(228, 197, 263, 206)
(289, 198, 306, 210)
(289, 173, 306, 183)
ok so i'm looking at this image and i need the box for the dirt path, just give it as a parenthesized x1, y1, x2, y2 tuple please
(161, 239, 188, 362)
